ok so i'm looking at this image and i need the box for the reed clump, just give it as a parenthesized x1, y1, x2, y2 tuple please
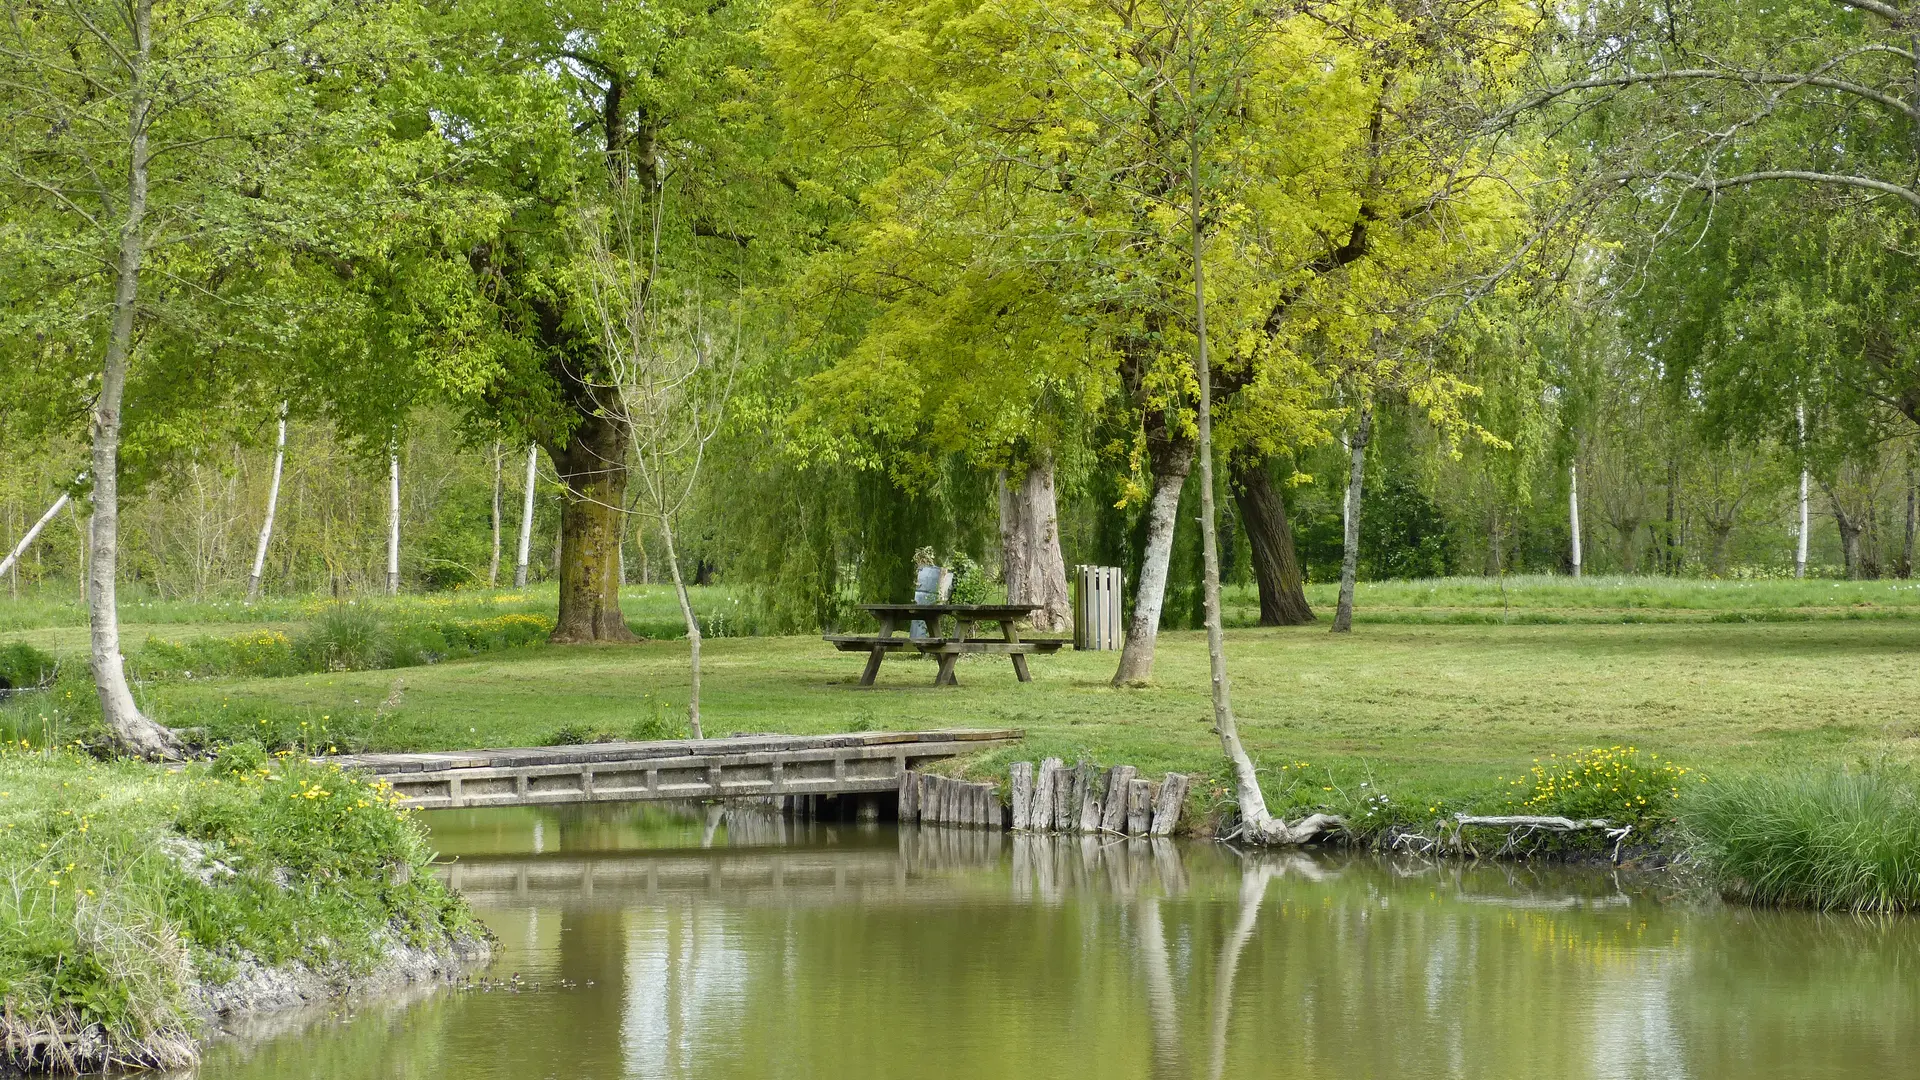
(1679, 768, 1920, 914)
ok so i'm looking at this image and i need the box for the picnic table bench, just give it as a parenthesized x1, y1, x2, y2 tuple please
(827, 603, 1067, 687)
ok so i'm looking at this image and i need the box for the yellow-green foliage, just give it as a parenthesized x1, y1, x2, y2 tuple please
(1504, 746, 1699, 824)
(0, 746, 473, 1071)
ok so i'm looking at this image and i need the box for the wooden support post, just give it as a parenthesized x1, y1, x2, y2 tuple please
(1099, 765, 1136, 832)
(977, 783, 994, 828)
(1011, 762, 1035, 830)
(1125, 779, 1153, 835)
(1150, 774, 1189, 836)
(1033, 758, 1062, 831)
(1076, 767, 1104, 833)
(930, 776, 949, 824)
(900, 769, 920, 823)
(1053, 768, 1075, 831)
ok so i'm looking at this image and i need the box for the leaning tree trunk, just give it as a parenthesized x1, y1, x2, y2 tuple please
(1229, 456, 1314, 625)
(547, 412, 637, 643)
(1835, 501, 1864, 580)
(88, 11, 179, 760)
(246, 404, 287, 602)
(0, 490, 72, 580)
(515, 445, 537, 587)
(1112, 439, 1193, 686)
(1186, 161, 1335, 847)
(999, 455, 1073, 632)
(1332, 403, 1372, 633)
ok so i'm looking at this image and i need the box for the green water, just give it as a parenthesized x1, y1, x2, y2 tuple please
(180, 805, 1920, 1079)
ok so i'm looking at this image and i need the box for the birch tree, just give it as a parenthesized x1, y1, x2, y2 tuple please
(246, 405, 287, 602)
(0, 0, 421, 754)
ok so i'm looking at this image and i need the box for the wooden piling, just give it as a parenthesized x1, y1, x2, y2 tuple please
(900, 769, 920, 823)
(1033, 758, 1062, 831)
(1075, 771, 1102, 833)
(1149, 773, 1188, 836)
(1099, 766, 1136, 832)
(1011, 762, 1034, 830)
(1125, 778, 1152, 835)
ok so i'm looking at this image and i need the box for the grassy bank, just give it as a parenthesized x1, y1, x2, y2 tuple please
(7, 574, 1920, 914)
(0, 746, 480, 1073)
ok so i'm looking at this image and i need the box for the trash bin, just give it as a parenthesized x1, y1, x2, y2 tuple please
(1074, 565, 1123, 650)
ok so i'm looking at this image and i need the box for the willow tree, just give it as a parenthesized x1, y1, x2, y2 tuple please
(778, 0, 1535, 684)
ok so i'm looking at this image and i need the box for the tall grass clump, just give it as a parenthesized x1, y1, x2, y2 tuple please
(1680, 769, 1920, 913)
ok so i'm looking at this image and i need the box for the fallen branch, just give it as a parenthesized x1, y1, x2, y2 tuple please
(1449, 814, 1633, 862)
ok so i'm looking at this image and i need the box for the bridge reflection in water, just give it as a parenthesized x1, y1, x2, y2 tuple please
(177, 803, 1920, 1080)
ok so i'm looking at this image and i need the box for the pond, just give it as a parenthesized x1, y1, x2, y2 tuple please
(177, 804, 1920, 1079)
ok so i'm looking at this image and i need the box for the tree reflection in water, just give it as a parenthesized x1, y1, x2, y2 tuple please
(174, 803, 1920, 1080)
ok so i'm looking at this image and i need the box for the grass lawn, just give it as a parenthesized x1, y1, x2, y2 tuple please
(6, 575, 1919, 816)
(131, 617, 1920, 815)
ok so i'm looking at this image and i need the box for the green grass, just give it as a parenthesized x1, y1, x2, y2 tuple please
(10, 573, 1920, 888)
(99, 618, 1920, 823)
(0, 745, 476, 1072)
(1681, 768, 1920, 913)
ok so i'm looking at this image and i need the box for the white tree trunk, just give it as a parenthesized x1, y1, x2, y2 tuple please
(246, 405, 287, 602)
(89, 0, 179, 759)
(998, 456, 1073, 632)
(515, 445, 537, 587)
(0, 491, 72, 580)
(1111, 443, 1192, 685)
(1796, 404, 1809, 579)
(488, 441, 502, 587)
(386, 448, 401, 595)
(1570, 461, 1583, 578)
(660, 515, 704, 740)
(1186, 141, 1332, 846)
(1332, 403, 1371, 633)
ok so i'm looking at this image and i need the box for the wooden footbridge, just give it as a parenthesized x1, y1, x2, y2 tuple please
(323, 729, 1023, 811)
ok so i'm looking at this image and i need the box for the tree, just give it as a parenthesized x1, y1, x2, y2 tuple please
(0, 0, 429, 755)
(581, 184, 739, 738)
(420, 0, 790, 643)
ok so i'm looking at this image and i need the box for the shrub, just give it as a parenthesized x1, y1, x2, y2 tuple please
(1680, 768, 1920, 913)
(0, 642, 56, 693)
(294, 606, 390, 672)
(1503, 746, 1696, 825)
(626, 693, 687, 741)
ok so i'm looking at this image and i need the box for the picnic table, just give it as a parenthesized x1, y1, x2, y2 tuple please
(826, 603, 1068, 687)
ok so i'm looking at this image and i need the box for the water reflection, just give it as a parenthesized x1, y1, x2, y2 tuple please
(175, 804, 1920, 1080)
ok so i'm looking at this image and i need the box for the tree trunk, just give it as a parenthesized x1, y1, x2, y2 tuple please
(998, 455, 1073, 632)
(247, 404, 287, 602)
(489, 441, 503, 587)
(1569, 461, 1583, 578)
(0, 491, 72, 580)
(1332, 403, 1372, 633)
(660, 514, 703, 738)
(1831, 491, 1863, 580)
(1111, 439, 1193, 686)
(1664, 456, 1680, 575)
(89, 0, 179, 759)
(1708, 523, 1734, 576)
(547, 412, 637, 642)
(516, 445, 538, 587)
(1796, 405, 1809, 579)
(1186, 148, 1333, 847)
(1904, 449, 1916, 580)
(1230, 456, 1314, 625)
(386, 448, 401, 595)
